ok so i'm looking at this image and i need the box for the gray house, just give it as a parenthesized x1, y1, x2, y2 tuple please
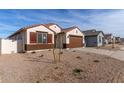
(83, 29, 104, 47)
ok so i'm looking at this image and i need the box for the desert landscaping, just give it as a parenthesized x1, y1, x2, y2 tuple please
(97, 44, 124, 51)
(0, 46, 124, 83)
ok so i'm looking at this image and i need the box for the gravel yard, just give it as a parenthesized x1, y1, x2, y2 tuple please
(96, 44, 124, 51)
(0, 49, 124, 83)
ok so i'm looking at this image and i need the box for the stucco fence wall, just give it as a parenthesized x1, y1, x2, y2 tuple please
(0, 39, 18, 54)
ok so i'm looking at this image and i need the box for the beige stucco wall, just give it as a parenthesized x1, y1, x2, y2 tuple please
(49, 25, 61, 33)
(65, 28, 84, 44)
(26, 25, 54, 44)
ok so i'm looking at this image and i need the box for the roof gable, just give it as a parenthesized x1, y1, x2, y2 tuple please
(83, 29, 104, 36)
(43, 23, 62, 29)
(8, 24, 55, 38)
(62, 26, 81, 33)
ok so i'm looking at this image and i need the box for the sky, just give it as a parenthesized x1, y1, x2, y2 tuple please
(0, 9, 124, 38)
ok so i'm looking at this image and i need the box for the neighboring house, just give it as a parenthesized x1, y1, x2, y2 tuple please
(115, 37, 121, 43)
(120, 38, 124, 43)
(7, 23, 84, 53)
(83, 29, 104, 47)
(104, 34, 113, 44)
(61, 26, 84, 48)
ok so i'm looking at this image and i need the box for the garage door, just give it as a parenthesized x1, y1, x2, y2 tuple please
(69, 36, 83, 48)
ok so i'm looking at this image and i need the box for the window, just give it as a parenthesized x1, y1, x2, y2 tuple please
(38, 33, 43, 43)
(37, 32, 47, 43)
(42, 33, 47, 43)
(99, 36, 102, 43)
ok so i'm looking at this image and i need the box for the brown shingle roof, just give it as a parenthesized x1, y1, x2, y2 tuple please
(8, 24, 43, 38)
(42, 23, 56, 28)
(8, 23, 58, 38)
(43, 23, 62, 31)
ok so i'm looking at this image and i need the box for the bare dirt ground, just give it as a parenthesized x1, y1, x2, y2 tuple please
(0, 49, 124, 83)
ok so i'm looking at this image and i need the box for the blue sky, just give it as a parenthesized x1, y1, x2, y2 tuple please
(0, 9, 124, 38)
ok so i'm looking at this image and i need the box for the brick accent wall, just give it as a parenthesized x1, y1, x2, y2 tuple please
(25, 44, 54, 51)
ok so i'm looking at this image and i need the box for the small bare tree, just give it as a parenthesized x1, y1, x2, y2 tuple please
(53, 33, 63, 63)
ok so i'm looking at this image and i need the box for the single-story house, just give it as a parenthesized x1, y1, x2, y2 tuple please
(6, 23, 84, 53)
(83, 29, 104, 47)
(104, 34, 113, 44)
(8, 24, 55, 52)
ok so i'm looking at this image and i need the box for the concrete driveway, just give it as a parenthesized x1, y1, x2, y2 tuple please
(74, 47, 124, 61)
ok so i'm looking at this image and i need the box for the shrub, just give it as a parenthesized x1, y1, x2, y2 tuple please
(59, 52, 63, 54)
(76, 56, 82, 59)
(54, 66, 58, 69)
(72, 50, 76, 52)
(22, 51, 26, 53)
(31, 51, 36, 54)
(93, 60, 100, 63)
(36, 81, 40, 83)
(73, 68, 83, 74)
(39, 54, 44, 57)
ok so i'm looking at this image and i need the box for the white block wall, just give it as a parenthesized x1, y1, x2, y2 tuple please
(0, 39, 17, 54)
(0, 39, 1, 54)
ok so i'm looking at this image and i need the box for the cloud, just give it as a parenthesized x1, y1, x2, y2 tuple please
(1, 9, 124, 38)
(27, 11, 75, 24)
(0, 22, 20, 38)
(67, 10, 124, 37)
(16, 15, 37, 22)
(0, 23, 19, 30)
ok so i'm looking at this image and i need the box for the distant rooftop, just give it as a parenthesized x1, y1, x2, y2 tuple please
(82, 29, 104, 36)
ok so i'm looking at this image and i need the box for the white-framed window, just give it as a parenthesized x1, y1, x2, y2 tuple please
(37, 32, 47, 44)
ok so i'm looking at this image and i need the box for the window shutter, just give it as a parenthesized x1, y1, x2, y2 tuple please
(30, 32, 37, 43)
(47, 34, 52, 43)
